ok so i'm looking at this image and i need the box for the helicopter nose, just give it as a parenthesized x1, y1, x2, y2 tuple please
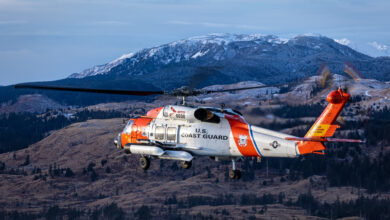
(114, 133, 122, 149)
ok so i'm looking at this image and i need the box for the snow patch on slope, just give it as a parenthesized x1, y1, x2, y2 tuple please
(69, 52, 135, 79)
(334, 38, 351, 46)
(192, 49, 209, 59)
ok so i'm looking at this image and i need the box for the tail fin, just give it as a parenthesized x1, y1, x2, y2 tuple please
(296, 89, 350, 154)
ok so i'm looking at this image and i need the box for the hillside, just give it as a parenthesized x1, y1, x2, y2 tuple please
(1, 33, 390, 219)
(0, 118, 388, 219)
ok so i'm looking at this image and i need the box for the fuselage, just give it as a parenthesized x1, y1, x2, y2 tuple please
(119, 105, 299, 159)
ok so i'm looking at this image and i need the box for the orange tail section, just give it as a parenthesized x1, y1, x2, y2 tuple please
(297, 89, 350, 154)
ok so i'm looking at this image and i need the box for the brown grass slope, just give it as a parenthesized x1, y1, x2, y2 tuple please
(0, 118, 372, 219)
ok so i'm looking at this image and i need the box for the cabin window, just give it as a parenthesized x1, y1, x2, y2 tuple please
(167, 127, 177, 141)
(155, 126, 165, 140)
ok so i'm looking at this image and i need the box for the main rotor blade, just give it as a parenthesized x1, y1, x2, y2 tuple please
(317, 63, 332, 88)
(344, 62, 363, 82)
(14, 84, 165, 96)
(203, 84, 284, 94)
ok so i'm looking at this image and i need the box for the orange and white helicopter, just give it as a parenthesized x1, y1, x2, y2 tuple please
(15, 81, 363, 179)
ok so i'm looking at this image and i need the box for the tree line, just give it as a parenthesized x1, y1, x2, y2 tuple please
(0, 109, 126, 153)
(162, 192, 390, 220)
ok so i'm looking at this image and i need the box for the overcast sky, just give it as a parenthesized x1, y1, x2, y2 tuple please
(0, 0, 389, 85)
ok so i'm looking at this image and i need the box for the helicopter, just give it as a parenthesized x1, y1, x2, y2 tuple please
(15, 76, 363, 180)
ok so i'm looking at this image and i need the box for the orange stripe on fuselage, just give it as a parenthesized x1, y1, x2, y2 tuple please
(131, 117, 152, 143)
(121, 117, 152, 146)
(225, 115, 260, 157)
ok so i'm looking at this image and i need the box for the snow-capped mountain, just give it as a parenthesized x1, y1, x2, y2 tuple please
(68, 33, 390, 90)
(2, 33, 390, 107)
(69, 34, 288, 79)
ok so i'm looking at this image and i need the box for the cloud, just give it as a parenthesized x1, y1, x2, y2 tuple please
(201, 22, 229, 28)
(167, 20, 264, 30)
(334, 38, 351, 46)
(167, 20, 227, 27)
(167, 20, 193, 25)
(0, 49, 32, 56)
(235, 24, 264, 30)
(368, 41, 388, 51)
(89, 21, 130, 26)
(0, 20, 27, 25)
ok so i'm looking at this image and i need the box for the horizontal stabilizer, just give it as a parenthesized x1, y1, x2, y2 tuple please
(285, 137, 364, 143)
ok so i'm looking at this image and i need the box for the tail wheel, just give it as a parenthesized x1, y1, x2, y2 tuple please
(229, 170, 241, 180)
(180, 161, 192, 169)
(139, 156, 150, 170)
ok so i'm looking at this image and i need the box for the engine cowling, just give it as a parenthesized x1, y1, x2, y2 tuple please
(162, 105, 220, 123)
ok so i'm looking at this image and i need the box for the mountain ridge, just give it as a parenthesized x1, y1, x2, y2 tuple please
(67, 33, 390, 90)
(69, 33, 372, 79)
(2, 33, 390, 106)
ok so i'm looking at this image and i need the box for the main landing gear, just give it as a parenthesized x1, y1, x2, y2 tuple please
(229, 159, 241, 180)
(139, 156, 150, 170)
(138, 157, 193, 170)
(180, 160, 192, 169)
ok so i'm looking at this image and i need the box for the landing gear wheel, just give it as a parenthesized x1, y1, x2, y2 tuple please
(180, 161, 192, 169)
(139, 156, 150, 170)
(229, 170, 241, 180)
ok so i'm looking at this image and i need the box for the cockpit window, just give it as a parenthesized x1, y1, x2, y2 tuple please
(232, 110, 243, 116)
(123, 120, 134, 133)
(204, 107, 242, 116)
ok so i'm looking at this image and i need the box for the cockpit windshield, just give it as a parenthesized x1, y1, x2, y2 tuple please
(123, 120, 134, 133)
